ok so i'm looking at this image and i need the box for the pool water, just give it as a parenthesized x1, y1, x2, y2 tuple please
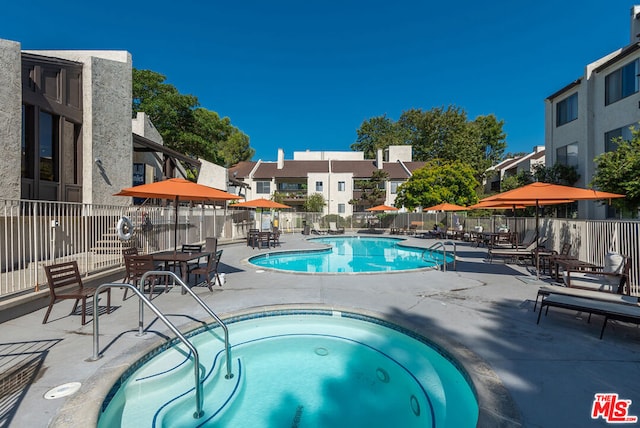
(98, 311, 478, 428)
(250, 236, 451, 273)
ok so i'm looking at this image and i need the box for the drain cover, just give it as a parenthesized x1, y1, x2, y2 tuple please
(44, 382, 81, 399)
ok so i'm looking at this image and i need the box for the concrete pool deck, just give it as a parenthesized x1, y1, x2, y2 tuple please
(2, 232, 639, 427)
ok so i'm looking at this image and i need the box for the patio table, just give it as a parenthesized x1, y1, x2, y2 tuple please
(151, 251, 210, 293)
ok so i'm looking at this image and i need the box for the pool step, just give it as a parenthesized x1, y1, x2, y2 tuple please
(158, 357, 243, 426)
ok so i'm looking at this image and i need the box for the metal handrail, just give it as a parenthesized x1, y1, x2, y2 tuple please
(89, 270, 234, 419)
(422, 240, 458, 271)
(139, 270, 233, 381)
(90, 283, 205, 419)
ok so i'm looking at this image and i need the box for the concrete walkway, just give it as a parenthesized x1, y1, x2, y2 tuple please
(1, 232, 639, 427)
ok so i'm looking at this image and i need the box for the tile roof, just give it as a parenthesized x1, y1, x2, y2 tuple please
(228, 161, 256, 178)
(253, 161, 329, 179)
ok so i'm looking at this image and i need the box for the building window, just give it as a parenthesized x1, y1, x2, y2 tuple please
(338, 181, 345, 192)
(256, 181, 271, 194)
(39, 111, 57, 181)
(338, 203, 345, 213)
(315, 181, 323, 192)
(556, 93, 578, 126)
(390, 181, 403, 194)
(605, 59, 639, 105)
(556, 143, 578, 168)
(604, 125, 634, 152)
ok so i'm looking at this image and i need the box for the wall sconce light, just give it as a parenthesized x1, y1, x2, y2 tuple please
(95, 158, 103, 168)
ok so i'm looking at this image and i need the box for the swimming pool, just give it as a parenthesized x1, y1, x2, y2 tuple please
(98, 310, 478, 427)
(249, 236, 452, 273)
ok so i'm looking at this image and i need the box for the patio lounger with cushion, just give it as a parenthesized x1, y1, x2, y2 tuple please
(537, 293, 640, 339)
(43, 261, 111, 325)
(562, 253, 630, 294)
(487, 238, 545, 263)
(535, 284, 638, 311)
(311, 222, 327, 235)
(328, 222, 345, 234)
(489, 230, 533, 250)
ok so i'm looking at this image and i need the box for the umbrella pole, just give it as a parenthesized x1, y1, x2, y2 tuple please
(174, 196, 179, 253)
(513, 204, 517, 247)
(535, 200, 540, 279)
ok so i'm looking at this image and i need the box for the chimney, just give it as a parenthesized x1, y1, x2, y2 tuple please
(376, 149, 383, 169)
(631, 6, 640, 42)
(277, 148, 284, 169)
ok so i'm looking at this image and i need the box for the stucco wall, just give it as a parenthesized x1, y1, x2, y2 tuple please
(29, 50, 133, 205)
(0, 39, 22, 200)
(197, 158, 228, 190)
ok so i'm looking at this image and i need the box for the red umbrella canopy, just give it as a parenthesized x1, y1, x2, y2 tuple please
(114, 178, 241, 202)
(423, 202, 469, 212)
(366, 204, 399, 212)
(230, 198, 292, 209)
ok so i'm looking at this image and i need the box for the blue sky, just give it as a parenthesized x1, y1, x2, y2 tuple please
(1, 1, 637, 161)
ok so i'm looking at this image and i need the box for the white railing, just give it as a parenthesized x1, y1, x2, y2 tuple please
(1, 199, 639, 298)
(0, 199, 254, 298)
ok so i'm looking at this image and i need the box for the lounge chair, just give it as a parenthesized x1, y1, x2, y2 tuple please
(43, 261, 111, 325)
(247, 229, 260, 248)
(190, 250, 224, 291)
(536, 293, 640, 339)
(535, 284, 637, 311)
(487, 238, 546, 263)
(328, 222, 345, 234)
(562, 253, 630, 294)
(269, 227, 281, 246)
(311, 222, 327, 235)
(181, 243, 204, 281)
(124, 254, 166, 299)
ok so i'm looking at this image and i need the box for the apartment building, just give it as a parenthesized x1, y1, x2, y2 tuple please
(544, 6, 640, 219)
(228, 145, 426, 216)
(484, 146, 545, 193)
(0, 38, 201, 206)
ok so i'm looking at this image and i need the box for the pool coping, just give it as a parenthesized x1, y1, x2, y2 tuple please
(50, 303, 521, 428)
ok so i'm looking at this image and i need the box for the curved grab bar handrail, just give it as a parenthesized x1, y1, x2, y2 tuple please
(90, 283, 205, 419)
(139, 270, 233, 381)
(422, 240, 458, 271)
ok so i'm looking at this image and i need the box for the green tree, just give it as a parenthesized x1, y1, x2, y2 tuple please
(218, 130, 254, 167)
(470, 114, 507, 181)
(354, 106, 507, 182)
(532, 163, 580, 185)
(592, 130, 640, 214)
(132, 69, 253, 167)
(350, 170, 389, 210)
(351, 115, 408, 158)
(394, 160, 479, 210)
(501, 170, 534, 192)
(304, 193, 326, 212)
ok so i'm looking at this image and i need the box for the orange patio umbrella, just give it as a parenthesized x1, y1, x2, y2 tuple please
(366, 204, 399, 212)
(230, 198, 292, 230)
(483, 182, 625, 276)
(114, 178, 241, 251)
(422, 202, 469, 212)
(470, 198, 575, 247)
(423, 202, 469, 230)
(230, 198, 292, 210)
(484, 182, 624, 203)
